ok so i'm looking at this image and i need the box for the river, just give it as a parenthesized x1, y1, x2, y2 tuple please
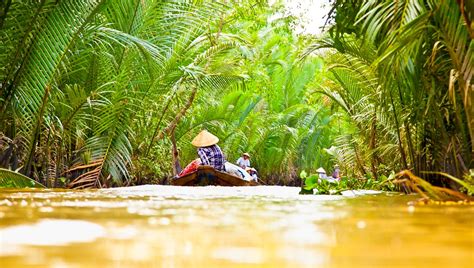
(0, 186, 473, 267)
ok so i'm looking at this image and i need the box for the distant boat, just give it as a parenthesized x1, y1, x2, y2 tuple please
(172, 165, 258, 186)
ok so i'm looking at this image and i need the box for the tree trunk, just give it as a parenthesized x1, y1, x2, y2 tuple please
(389, 88, 409, 169)
(171, 129, 181, 176)
(369, 111, 378, 180)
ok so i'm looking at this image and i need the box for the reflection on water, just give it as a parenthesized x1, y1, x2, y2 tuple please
(0, 186, 473, 267)
(0, 219, 105, 247)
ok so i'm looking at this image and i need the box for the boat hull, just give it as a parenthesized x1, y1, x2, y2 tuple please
(172, 165, 257, 186)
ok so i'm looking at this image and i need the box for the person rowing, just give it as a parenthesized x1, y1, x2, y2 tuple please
(236, 152, 251, 169)
(178, 130, 226, 177)
(236, 152, 258, 181)
(192, 130, 226, 171)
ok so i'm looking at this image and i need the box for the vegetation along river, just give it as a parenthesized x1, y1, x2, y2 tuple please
(0, 186, 473, 268)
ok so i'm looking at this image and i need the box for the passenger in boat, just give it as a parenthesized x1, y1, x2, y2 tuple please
(177, 130, 226, 177)
(192, 130, 226, 171)
(236, 152, 251, 169)
(332, 164, 341, 180)
(247, 168, 258, 181)
(317, 167, 339, 183)
(236, 153, 258, 181)
(316, 167, 327, 180)
(224, 162, 253, 181)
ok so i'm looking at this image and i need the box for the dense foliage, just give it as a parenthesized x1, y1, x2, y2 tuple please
(0, 0, 471, 189)
(1, 0, 248, 187)
(309, 0, 473, 186)
(170, 8, 341, 185)
(0, 0, 340, 187)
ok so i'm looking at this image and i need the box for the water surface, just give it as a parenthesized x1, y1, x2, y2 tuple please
(0, 186, 473, 267)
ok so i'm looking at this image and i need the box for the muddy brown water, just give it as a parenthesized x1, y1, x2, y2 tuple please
(0, 186, 473, 267)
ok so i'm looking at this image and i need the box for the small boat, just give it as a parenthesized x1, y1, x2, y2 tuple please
(172, 165, 258, 186)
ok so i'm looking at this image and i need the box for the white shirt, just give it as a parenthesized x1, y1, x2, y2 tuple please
(236, 157, 250, 168)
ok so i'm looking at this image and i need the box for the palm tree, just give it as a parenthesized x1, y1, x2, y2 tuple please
(0, 0, 249, 188)
(310, 0, 473, 182)
(168, 11, 339, 183)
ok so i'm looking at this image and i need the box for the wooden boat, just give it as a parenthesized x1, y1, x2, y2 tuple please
(172, 165, 258, 186)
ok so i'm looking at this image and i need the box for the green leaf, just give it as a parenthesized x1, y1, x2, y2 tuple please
(300, 170, 307, 179)
(303, 174, 320, 190)
(0, 168, 45, 188)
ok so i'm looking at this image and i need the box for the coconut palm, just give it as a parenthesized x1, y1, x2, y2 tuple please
(0, 0, 249, 187)
(166, 11, 339, 184)
(309, 0, 473, 182)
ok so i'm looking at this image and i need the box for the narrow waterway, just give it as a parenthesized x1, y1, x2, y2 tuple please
(0, 186, 473, 267)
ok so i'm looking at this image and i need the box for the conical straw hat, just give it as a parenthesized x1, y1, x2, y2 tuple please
(191, 130, 219, 147)
(316, 167, 326, 173)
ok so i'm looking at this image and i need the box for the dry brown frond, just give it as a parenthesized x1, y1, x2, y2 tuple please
(66, 159, 104, 189)
(394, 170, 473, 203)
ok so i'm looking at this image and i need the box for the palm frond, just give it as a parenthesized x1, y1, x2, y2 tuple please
(0, 168, 45, 188)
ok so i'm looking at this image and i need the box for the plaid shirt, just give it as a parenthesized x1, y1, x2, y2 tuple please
(197, 144, 226, 171)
